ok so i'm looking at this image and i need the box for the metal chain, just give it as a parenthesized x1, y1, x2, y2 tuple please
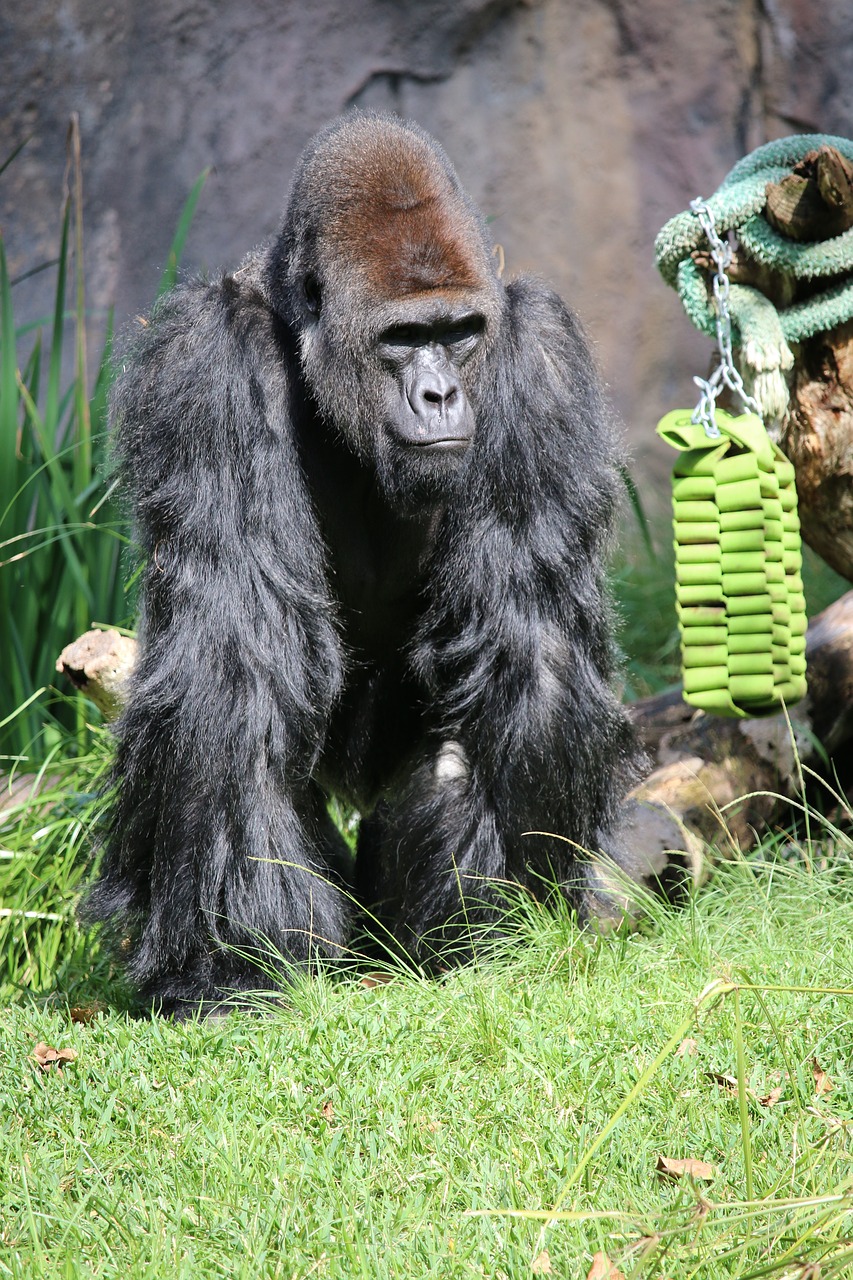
(689, 197, 761, 438)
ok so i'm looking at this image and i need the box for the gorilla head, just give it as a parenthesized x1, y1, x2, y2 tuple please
(85, 111, 644, 1015)
(268, 115, 504, 506)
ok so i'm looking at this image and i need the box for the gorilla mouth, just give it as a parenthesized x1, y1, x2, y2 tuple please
(409, 437, 470, 451)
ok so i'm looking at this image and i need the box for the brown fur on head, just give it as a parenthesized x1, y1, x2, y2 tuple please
(269, 111, 502, 333)
(319, 123, 491, 300)
(265, 112, 504, 492)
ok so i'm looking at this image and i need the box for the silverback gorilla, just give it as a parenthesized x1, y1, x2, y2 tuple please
(85, 112, 645, 1014)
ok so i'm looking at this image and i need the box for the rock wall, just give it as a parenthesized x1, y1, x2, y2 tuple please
(2, 0, 853, 484)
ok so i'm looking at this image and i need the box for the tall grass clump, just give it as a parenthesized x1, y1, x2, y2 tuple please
(0, 120, 128, 763)
(0, 120, 208, 767)
(0, 122, 210, 999)
(0, 720, 122, 1005)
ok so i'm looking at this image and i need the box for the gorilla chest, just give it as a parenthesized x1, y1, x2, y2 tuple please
(304, 446, 441, 659)
(330, 522, 431, 657)
(312, 479, 441, 803)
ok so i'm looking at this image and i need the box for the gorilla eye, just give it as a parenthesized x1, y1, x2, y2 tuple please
(380, 324, 424, 347)
(443, 316, 485, 348)
(378, 315, 485, 350)
(303, 273, 322, 316)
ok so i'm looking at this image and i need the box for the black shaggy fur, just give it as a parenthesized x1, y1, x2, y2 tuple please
(84, 113, 644, 1014)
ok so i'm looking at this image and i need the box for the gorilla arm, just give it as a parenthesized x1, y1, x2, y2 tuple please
(379, 278, 643, 944)
(432, 279, 638, 823)
(83, 271, 350, 1009)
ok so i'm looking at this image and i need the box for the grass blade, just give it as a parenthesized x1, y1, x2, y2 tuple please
(157, 166, 211, 297)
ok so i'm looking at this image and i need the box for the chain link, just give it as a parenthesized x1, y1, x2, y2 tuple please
(689, 198, 761, 438)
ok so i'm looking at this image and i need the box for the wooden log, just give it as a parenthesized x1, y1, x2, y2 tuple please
(781, 320, 853, 582)
(0, 770, 59, 817)
(693, 146, 853, 305)
(765, 145, 853, 242)
(766, 148, 853, 582)
(625, 590, 853, 886)
(55, 628, 137, 721)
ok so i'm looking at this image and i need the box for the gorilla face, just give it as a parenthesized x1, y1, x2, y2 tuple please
(376, 306, 484, 452)
(271, 113, 503, 508)
(374, 303, 487, 506)
(298, 289, 491, 508)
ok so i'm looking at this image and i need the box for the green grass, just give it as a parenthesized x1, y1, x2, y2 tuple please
(0, 722, 122, 1007)
(0, 129, 209, 765)
(2, 727, 852, 1277)
(3, 129, 853, 1280)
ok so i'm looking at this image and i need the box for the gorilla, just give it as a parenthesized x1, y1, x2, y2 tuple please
(85, 112, 644, 1014)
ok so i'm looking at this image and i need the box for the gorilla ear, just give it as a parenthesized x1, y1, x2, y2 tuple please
(303, 273, 322, 317)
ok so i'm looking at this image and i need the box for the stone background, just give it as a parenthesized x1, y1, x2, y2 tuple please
(2, 0, 853, 485)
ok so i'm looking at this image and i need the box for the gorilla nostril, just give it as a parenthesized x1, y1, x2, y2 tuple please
(422, 385, 458, 409)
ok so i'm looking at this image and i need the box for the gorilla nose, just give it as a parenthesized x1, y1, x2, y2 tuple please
(420, 377, 459, 415)
(401, 347, 473, 446)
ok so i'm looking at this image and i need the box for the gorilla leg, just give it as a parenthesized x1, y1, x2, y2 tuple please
(88, 777, 352, 1018)
(355, 742, 516, 964)
(356, 742, 658, 964)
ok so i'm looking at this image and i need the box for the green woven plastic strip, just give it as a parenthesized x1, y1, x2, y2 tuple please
(657, 408, 807, 718)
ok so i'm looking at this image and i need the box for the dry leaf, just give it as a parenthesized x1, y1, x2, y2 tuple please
(531, 1250, 553, 1274)
(321, 1100, 335, 1123)
(586, 1252, 625, 1280)
(656, 1155, 717, 1182)
(676, 1037, 697, 1058)
(32, 1042, 77, 1072)
(705, 1070, 739, 1096)
(69, 1003, 105, 1025)
(812, 1057, 834, 1097)
(361, 971, 394, 988)
(759, 1085, 783, 1108)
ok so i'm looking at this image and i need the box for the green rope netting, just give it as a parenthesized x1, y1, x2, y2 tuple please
(655, 134, 853, 422)
(656, 133, 853, 342)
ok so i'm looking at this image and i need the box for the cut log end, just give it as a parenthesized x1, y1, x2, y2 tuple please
(55, 628, 137, 720)
(765, 144, 853, 241)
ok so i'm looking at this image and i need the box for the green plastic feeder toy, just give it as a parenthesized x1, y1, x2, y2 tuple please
(657, 407, 807, 718)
